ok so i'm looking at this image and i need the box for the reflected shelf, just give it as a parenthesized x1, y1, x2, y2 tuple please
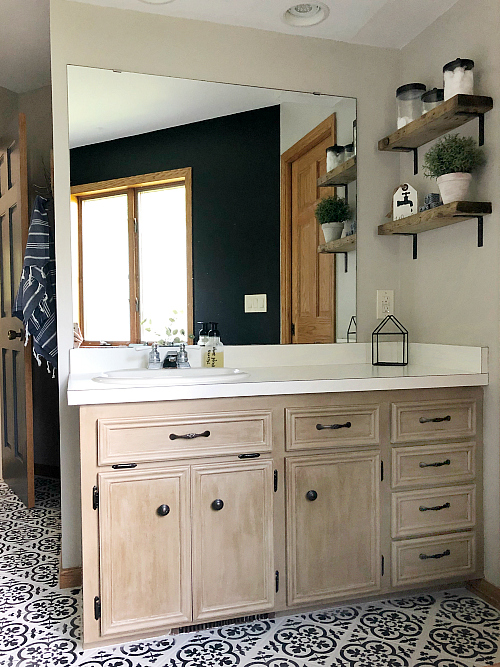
(317, 156, 357, 188)
(318, 233, 356, 253)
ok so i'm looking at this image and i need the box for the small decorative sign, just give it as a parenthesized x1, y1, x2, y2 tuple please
(393, 183, 417, 220)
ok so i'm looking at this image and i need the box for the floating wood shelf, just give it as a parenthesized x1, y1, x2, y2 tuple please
(378, 95, 493, 153)
(318, 233, 356, 253)
(318, 156, 357, 187)
(378, 201, 491, 236)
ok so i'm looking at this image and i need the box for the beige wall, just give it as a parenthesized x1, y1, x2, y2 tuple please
(398, 0, 500, 584)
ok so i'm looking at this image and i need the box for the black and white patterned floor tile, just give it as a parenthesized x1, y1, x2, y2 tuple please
(1, 478, 500, 667)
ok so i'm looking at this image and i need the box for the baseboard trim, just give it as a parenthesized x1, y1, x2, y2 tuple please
(466, 578, 500, 610)
(59, 559, 82, 589)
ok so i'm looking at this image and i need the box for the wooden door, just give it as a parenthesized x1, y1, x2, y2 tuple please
(98, 468, 191, 638)
(286, 452, 380, 606)
(192, 460, 274, 621)
(288, 116, 336, 343)
(0, 113, 34, 507)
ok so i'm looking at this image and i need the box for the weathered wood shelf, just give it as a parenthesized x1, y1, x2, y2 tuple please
(318, 156, 357, 187)
(318, 233, 356, 253)
(378, 95, 493, 152)
(378, 201, 492, 236)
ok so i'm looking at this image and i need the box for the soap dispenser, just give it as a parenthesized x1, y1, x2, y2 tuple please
(203, 322, 224, 368)
(197, 322, 210, 346)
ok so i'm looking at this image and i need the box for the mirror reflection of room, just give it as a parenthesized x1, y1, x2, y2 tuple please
(68, 67, 356, 346)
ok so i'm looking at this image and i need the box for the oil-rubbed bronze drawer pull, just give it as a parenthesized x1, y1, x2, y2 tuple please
(238, 453, 261, 459)
(306, 490, 318, 501)
(419, 459, 451, 468)
(169, 430, 210, 440)
(419, 549, 450, 560)
(316, 421, 351, 430)
(419, 502, 451, 512)
(419, 415, 451, 424)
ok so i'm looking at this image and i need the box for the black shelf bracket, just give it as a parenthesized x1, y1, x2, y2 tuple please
(390, 146, 419, 175)
(344, 252, 348, 272)
(477, 216, 484, 247)
(395, 233, 418, 259)
(456, 111, 485, 145)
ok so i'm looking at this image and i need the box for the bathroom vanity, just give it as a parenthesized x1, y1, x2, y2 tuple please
(69, 344, 486, 648)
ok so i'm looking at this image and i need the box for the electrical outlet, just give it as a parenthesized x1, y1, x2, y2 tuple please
(245, 294, 267, 313)
(376, 290, 394, 319)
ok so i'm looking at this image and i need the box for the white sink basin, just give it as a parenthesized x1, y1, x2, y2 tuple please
(92, 367, 250, 387)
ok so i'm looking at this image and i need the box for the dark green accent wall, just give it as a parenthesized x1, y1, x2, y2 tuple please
(70, 105, 281, 345)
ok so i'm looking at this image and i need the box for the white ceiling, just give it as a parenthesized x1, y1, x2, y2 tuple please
(71, 0, 461, 49)
(68, 66, 344, 147)
(0, 0, 461, 94)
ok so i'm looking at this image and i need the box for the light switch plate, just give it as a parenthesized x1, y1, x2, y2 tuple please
(245, 294, 267, 313)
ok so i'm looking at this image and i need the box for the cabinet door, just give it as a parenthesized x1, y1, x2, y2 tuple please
(98, 468, 191, 638)
(192, 460, 274, 621)
(287, 452, 380, 606)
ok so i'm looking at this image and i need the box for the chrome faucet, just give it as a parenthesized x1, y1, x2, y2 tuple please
(177, 343, 191, 368)
(148, 342, 161, 369)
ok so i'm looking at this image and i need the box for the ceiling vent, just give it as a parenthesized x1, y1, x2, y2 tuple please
(283, 3, 330, 27)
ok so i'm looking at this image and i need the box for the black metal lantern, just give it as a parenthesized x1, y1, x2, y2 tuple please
(346, 316, 356, 343)
(372, 315, 408, 366)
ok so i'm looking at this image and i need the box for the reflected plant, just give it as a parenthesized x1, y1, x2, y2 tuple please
(141, 310, 187, 344)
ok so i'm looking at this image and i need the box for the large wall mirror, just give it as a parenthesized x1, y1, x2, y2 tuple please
(67, 66, 356, 346)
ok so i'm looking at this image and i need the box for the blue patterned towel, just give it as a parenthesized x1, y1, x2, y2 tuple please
(12, 195, 58, 371)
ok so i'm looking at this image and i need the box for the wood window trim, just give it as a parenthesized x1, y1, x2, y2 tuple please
(71, 168, 193, 346)
(279, 115, 336, 344)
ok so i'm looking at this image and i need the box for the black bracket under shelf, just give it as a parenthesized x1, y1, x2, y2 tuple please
(390, 113, 486, 176)
(395, 216, 484, 259)
(344, 252, 348, 272)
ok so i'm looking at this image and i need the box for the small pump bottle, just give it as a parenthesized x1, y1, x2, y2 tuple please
(203, 322, 224, 367)
(197, 322, 210, 346)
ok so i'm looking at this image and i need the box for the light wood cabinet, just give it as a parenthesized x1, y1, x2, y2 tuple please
(192, 460, 275, 621)
(98, 467, 191, 638)
(79, 386, 483, 648)
(286, 451, 380, 605)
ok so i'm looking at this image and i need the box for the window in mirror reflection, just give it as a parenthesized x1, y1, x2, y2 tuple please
(71, 169, 193, 345)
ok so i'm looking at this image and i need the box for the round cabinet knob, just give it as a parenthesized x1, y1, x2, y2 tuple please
(157, 504, 170, 516)
(306, 490, 318, 501)
(7, 329, 22, 341)
(211, 499, 224, 511)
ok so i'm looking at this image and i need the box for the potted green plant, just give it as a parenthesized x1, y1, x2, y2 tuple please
(314, 195, 352, 243)
(423, 133, 485, 204)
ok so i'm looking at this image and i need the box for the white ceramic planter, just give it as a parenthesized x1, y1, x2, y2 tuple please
(321, 222, 344, 243)
(436, 172, 472, 204)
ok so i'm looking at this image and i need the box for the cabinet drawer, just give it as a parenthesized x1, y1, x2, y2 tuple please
(285, 405, 379, 451)
(391, 399, 476, 443)
(97, 410, 272, 465)
(392, 442, 476, 488)
(391, 485, 475, 538)
(391, 533, 476, 586)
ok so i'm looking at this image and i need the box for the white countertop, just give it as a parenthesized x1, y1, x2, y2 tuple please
(67, 343, 488, 406)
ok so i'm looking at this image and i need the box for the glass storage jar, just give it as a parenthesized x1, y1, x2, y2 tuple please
(443, 58, 474, 100)
(396, 83, 426, 128)
(326, 145, 345, 172)
(421, 88, 444, 113)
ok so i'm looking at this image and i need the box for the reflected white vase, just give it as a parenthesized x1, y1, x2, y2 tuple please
(321, 222, 344, 243)
(436, 172, 472, 204)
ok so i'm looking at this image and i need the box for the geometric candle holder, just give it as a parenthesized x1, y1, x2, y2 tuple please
(371, 315, 408, 366)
